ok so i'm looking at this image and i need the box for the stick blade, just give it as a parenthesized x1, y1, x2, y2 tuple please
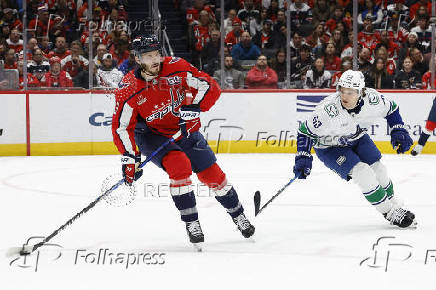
(254, 190, 261, 216)
(5, 245, 32, 258)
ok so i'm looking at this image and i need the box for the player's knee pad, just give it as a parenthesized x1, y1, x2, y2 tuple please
(349, 162, 379, 192)
(370, 161, 390, 188)
(162, 151, 193, 196)
(196, 163, 231, 196)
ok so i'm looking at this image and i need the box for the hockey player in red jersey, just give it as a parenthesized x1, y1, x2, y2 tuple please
(111, 34, 255, 247)
(411, 97, 436, 155)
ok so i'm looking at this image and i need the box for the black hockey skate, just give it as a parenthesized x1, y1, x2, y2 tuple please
(185, 220, 204, 244)
(233, 213, 255, 238)
(384, 207, 417, 228)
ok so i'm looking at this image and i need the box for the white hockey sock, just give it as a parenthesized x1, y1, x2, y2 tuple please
(349, 162, 393, 214)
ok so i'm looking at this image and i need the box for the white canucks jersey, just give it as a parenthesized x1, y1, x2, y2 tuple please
(298, 88, 399, 148)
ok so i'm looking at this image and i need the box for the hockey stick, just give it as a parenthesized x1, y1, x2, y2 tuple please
(254, 172, 301, 217)
(6, 131, 182, 258)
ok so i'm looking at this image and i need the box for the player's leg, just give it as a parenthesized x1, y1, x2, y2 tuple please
(315, 145, 391, 212)
(135, 128, 204, 244)
(180, 131, 255, 238)
(352, 134, 416, 227)
(412, 97, 436, 155)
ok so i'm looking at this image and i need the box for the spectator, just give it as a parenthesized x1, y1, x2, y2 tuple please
(38, 36, 52, 56)
(312, 0, 334, 29)
(273, 9, 286, 32)
(410, 47, 429, 76)
(291, 44, 314, 86)
(398, 32, 425, 66)
(47, 37, 71, 60)
(290, 31, 305, 59)
(31, 66, 49, 86)
(61, 41, 89, 78)
(386, 13, 408, 44)
(341, 30, 354, 58)
(410, 16, 432, 48)
(213, 55, 245, 89)
(371, 30, 400, 60)
(357, 0, 383, 28)
(42, 56, 73, 87)
(237, 0, 260, 24)
(421, 55, 436, 89)
(6, 28, 23, 53)
(231, 31, 261, 61)
(374, 46, 396, 75)
(250, 8, 269, 36)
(409, 0, 431, 20)
(0, 41, 7, 61)
(27, 48, 50, 74)
(252, 19, 278, 49)
(28, 5, 53, 38)
(4, 48, 17, 69)
(386, 1, 409, 26)
(225, 17, 244, 47)
(358, 46, 372, 73)
(186, 0, 215, 26)
(74, 61, 98, 89)
(330, 29, 345, 57)
(364, 57, 394, 89)
(270, 48, 287, 85)
(0, 22, 10, 40)
(331, 56, 352, 88)
(119, 51, 137, 75)
(304, 57, 331, 88)
(25, 38, 38, 60)
(2, 8, 22, 31)
(94, 44, 108, 67)
(201, 29, 221, 68)
(289, 0, 312, 32)
(267, 0, 280, 21)
(358, 15, 379, 49)
(224, 9, 237, 35)
(245, 54, 278, 88)
(305, 23, 329, 49)
(96, 53, 123, 88)
(110, 30, 130, 65)
(322, 42, 341, 71)
(190, 10, 212, 68)
(394, 56, 422, 89)
(326, 6, 352, 33)
(17, 60, 41, 89)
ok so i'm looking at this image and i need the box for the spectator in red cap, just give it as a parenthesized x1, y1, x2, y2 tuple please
(42, 56, 73, 87)
(186, 0, 215, 26)
(410, 0, 431, 20)
(225, 17, 244, 47)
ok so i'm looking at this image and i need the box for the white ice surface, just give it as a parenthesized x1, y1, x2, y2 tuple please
(1, 154, 435, 290)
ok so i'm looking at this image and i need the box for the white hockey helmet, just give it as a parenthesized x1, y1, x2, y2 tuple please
(337, 69, 365, 95)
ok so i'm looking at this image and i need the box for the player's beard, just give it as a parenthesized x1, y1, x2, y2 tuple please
(140, 62, 160, 80)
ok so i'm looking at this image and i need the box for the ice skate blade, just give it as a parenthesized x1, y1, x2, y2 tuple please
(192, 242, 203, 252)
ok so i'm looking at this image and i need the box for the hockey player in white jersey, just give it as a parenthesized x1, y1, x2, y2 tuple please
(293, 70, 417, 228)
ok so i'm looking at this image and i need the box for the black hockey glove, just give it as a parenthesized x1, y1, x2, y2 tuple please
(179, 104, 201, 138)
(390, 125, 413, 154)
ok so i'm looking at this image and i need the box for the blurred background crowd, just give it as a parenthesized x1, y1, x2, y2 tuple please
(0, 0, 435, 90)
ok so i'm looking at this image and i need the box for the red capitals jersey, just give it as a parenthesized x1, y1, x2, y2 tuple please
(112, 56, 221, 156)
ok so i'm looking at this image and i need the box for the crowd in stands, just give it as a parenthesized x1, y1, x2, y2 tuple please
(0, 0, 132, 89)
(0, 0, 436, 90)
(184, 0, 436, 89)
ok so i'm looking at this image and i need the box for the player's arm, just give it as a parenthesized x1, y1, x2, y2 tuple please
(111, 88, 142, 184)
(377, 91, 413, 153)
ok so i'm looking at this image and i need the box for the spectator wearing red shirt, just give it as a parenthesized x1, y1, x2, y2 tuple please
(17, 60, 41, 89)
(109, 31, 130, 66)
(326, 6, 352, 33)
(409, 0, 431, 20)
(387, 12, 408, 44)
(371, 30, 399, 59)
(305, 23, 330, 49)
(6, 28, 23, 53)
(322, 42, 341, 71)
(1, 8, 23, 31)
(39, 36, 52, 56)
(47, 37, 71, 60)
(186, 0, 215, 26)
(225, 17, 244, 47)
(374, 46, 396, 75)
(246, 54, 278, 89)
(61, 41, 89, 78)
(41, 56, 73, 87)
(4, 48, 17, 69)
(358, 16, 380, 49)
(28, 5, 54, 38)
(191, 10, 212, 52)
(330, 56, 352, 88)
